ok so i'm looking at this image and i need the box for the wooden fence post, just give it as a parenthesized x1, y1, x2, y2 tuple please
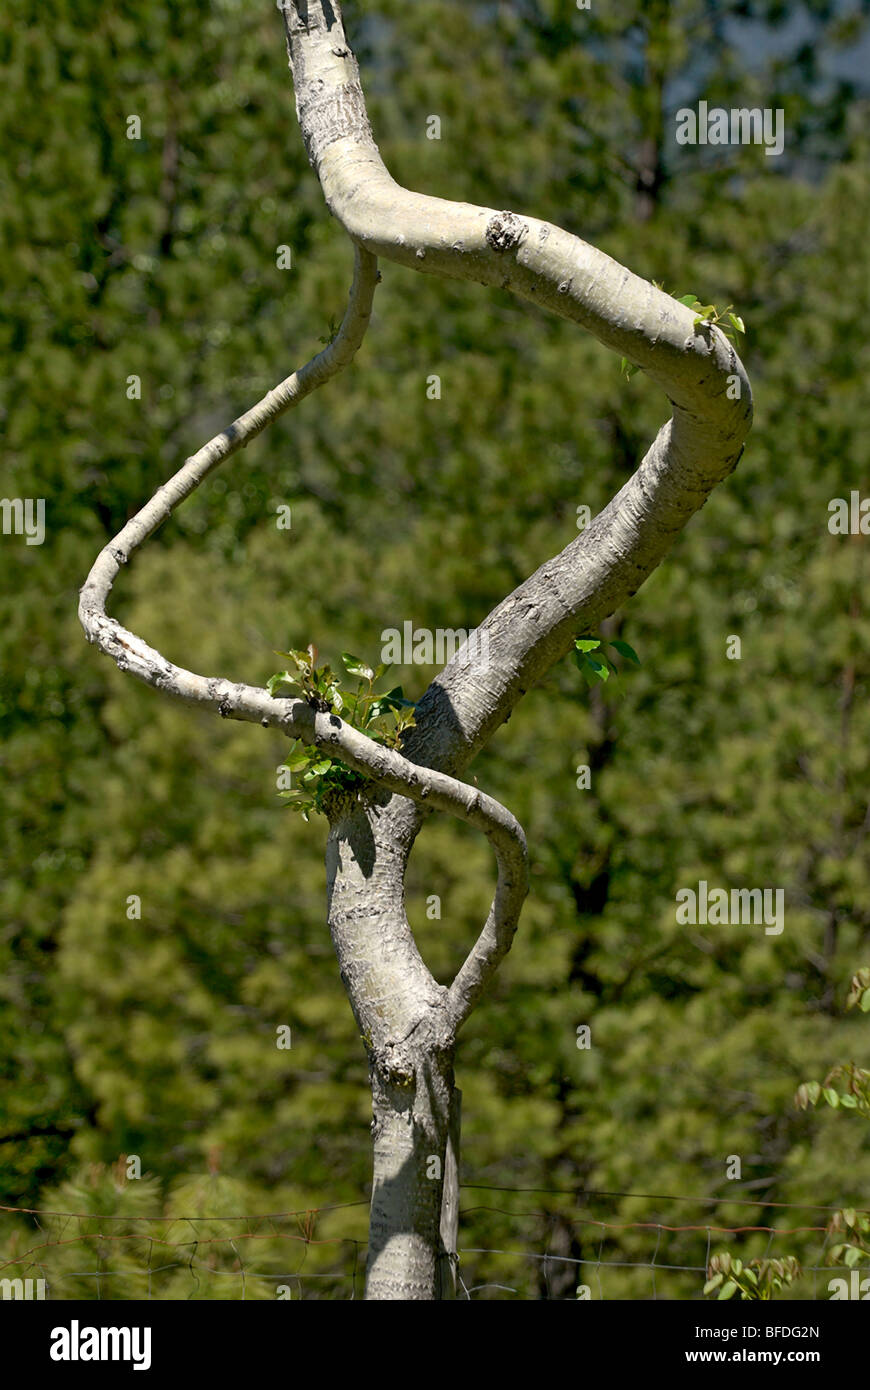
(436, 1088, 462, 1299)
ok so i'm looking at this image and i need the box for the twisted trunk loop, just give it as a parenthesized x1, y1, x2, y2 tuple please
(80, 0, 752, 1299)
(78, 245, 528, 1041)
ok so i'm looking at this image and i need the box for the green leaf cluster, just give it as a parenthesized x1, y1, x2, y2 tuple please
(677, 293, 746, 340)
(621, 290, 745, 380)
(572, 635, 641, 685)
(704, 1253, 802, 1301)
(269, 648, 416, 819)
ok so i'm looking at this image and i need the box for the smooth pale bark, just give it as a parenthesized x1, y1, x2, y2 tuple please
(80, 2, 752, 1301)
(366, 1051, 456, 1300)
(281, 0, 752, 1299)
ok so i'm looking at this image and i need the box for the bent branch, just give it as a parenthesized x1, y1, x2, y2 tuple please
(280, 0, 753, 1023)
(281, 0, 753, 780)
(78, 245, 527, 1032)
(80, 0, 754, 1053)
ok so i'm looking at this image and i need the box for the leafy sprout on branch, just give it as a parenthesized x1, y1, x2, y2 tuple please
(268, 647, 416, 820)
(621, 288, 746, 381)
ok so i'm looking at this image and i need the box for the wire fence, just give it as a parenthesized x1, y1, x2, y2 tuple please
(0, 1186, 862, 1300)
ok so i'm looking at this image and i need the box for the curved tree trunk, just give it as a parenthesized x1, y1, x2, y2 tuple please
(79, 0, 752, 1303)
(281, 0, 751, 1299)
(325, 802, 460, 1299)
(366, 1051, 456, 1300)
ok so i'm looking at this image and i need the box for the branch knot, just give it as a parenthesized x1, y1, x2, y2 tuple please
(485, 210, 528, 254)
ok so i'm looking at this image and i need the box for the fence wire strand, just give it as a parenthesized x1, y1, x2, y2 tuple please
(0, 1186, 862, 1300)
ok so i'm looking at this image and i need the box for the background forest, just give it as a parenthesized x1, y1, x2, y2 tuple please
(2, 0, 870, 1299)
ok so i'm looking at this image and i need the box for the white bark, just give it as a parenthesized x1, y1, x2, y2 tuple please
(79, 1, 753, 1300)
(281, 0, 751, 1298)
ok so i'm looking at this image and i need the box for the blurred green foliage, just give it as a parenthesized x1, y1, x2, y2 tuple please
(2, 0, 870, 1298)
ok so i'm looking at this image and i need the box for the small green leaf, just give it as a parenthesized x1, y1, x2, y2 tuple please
(728, 312, 745, 334)
(677, 293, 700, 307)
(575, 639, 601, 654)
(381, 686, 416, 709)
(341, 652, 374, 680)
(283, 752, 311, 772)
(584, 655, 610, 682)
(267, 672, 298, 696)
(844, 1245, 862, 1268)
(718, 1280, 738, 1301)
(823, 1088, 840, 1108)
(609, 639, 640, 665)
(703, 1274, 723, 1294)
